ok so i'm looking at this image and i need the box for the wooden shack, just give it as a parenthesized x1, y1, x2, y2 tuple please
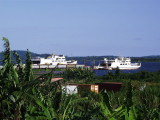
(65, 82, 123, 94)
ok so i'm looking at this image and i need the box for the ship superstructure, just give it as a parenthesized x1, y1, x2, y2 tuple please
(31, 54, 77, 65)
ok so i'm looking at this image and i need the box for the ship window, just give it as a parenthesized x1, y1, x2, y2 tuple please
(32, 61, 40, 64)
(108, 63, 111, 66)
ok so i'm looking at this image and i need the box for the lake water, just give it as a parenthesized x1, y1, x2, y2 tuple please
(77, 61, 160, 76)
(1, 60, 160, 76)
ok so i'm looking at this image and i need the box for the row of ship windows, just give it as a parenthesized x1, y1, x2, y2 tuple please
(121, 61, 129, 62)
(120, 63, 129, 65)
(53, 60, 65, 62)
(56, 58, 65, 59)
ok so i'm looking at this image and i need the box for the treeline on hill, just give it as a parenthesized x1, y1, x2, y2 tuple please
(68, 56, 160, 62)
(1, 50, 160, 63)
(0, 37, 160, 120)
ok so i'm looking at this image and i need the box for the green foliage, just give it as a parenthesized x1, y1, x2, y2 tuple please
(24, 49, 33, 81)
(13, 51, 25, 81)
(99, 69, 160, 83)
(63, 67, 96, 83)
(0, 37, 160, 120)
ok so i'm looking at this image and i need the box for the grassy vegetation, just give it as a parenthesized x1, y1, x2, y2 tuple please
(0, 37, 160, 120)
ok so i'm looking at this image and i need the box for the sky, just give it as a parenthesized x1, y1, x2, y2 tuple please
(0, 0, 160, 57)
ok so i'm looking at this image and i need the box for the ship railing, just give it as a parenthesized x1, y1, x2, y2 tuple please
(131, 63, 141, 66)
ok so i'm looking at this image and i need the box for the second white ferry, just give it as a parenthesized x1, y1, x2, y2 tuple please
(97, 57, 141, 70)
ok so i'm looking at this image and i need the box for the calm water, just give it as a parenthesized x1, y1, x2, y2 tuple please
(93, 62, 160, 76)
(1, 61, 160, 76)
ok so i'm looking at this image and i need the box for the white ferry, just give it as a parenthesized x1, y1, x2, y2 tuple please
(97, 57, 141, 70)
(31, 53, 77, 65)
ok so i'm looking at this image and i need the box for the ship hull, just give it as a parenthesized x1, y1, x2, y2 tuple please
(111, 66, 141, 70)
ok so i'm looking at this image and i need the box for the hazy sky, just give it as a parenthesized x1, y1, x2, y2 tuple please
(0, 0, 160, 56)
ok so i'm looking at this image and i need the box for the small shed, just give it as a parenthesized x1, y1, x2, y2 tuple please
(63, 82, 123, 94)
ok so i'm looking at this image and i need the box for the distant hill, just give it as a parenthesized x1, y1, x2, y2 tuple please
(0, 50, 160, 63)
(0, 50, 50, 63)
(67, 56, 117, 61)
(68, 56, 160, 62)
(142, 55, 160, 58)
